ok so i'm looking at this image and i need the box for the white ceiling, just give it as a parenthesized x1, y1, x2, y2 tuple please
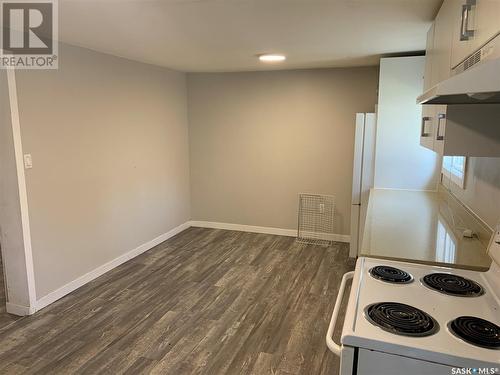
(59, 0, 443, 72)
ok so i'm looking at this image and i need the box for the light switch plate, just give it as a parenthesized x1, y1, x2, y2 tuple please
(23, 154, 32, 169)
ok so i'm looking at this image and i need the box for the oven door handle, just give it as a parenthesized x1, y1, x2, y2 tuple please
(326, 270, 354, 356)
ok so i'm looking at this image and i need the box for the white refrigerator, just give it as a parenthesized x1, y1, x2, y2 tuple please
(350, 113, 376, 258)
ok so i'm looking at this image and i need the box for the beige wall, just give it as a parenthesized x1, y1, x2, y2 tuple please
(187, 68, 379, 235)
(374, 57, 441, 191)
(15, 44, 191, 298)
(443, 157, 500, 230)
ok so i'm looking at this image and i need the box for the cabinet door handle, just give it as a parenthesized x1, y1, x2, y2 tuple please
(460, 0, 476, 41)
(421, 116, 431, 137)
(436, 113, 446, 141)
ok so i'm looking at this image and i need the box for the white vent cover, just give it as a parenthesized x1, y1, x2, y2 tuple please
(452, 33, 499, 75)
(297, 193, 335, 246)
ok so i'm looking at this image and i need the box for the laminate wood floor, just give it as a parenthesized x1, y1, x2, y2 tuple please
(0, 227, 355, 374)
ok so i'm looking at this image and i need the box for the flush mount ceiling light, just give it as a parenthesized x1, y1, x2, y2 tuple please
(258, 54, 286, 62)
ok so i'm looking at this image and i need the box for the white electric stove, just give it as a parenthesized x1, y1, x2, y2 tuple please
(326, 227, 500, 375)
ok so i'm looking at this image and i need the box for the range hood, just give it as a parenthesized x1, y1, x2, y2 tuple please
(418, 34, 500, 105)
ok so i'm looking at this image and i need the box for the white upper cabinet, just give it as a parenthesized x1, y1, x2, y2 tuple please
(423, 24, 436, 91)
(433, 105, 447, 155)
(420, 0, 500, 157)
(450, 0, 476, 67)
(420, 105, 436, 150)
(451, 0, 500, 68)
(472, 0, 500, 51)
(432, 0, 456, 83)
(421, 24, 436, 149)
(428, 1, 456, 155)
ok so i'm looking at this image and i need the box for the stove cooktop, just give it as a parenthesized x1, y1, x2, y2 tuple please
(365, 302, 439, 337)
(369, 265, 413, 284)
(422, 273, 484, 297)
(341, 257, 500, 369)
(449, 316, 500, 350)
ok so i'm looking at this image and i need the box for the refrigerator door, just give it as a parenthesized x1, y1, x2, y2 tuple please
(359, 113, 376, 250)
(351, 113, 366, 205)
(350, 113, 376, 258)
(350, 113, 366, 257)
(350, 204, 361, 258)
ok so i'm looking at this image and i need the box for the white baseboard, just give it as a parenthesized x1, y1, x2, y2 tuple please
(35, 221, 190, 312)
(335, 234, 351, 243)
(189, 220, 296, 237)
(189, 221, 350, 243)
(300, 231, 351, 243)
(6, 302, 35, 316)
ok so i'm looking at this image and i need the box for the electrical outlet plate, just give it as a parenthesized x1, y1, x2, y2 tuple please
(23, 154, 32, 169)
